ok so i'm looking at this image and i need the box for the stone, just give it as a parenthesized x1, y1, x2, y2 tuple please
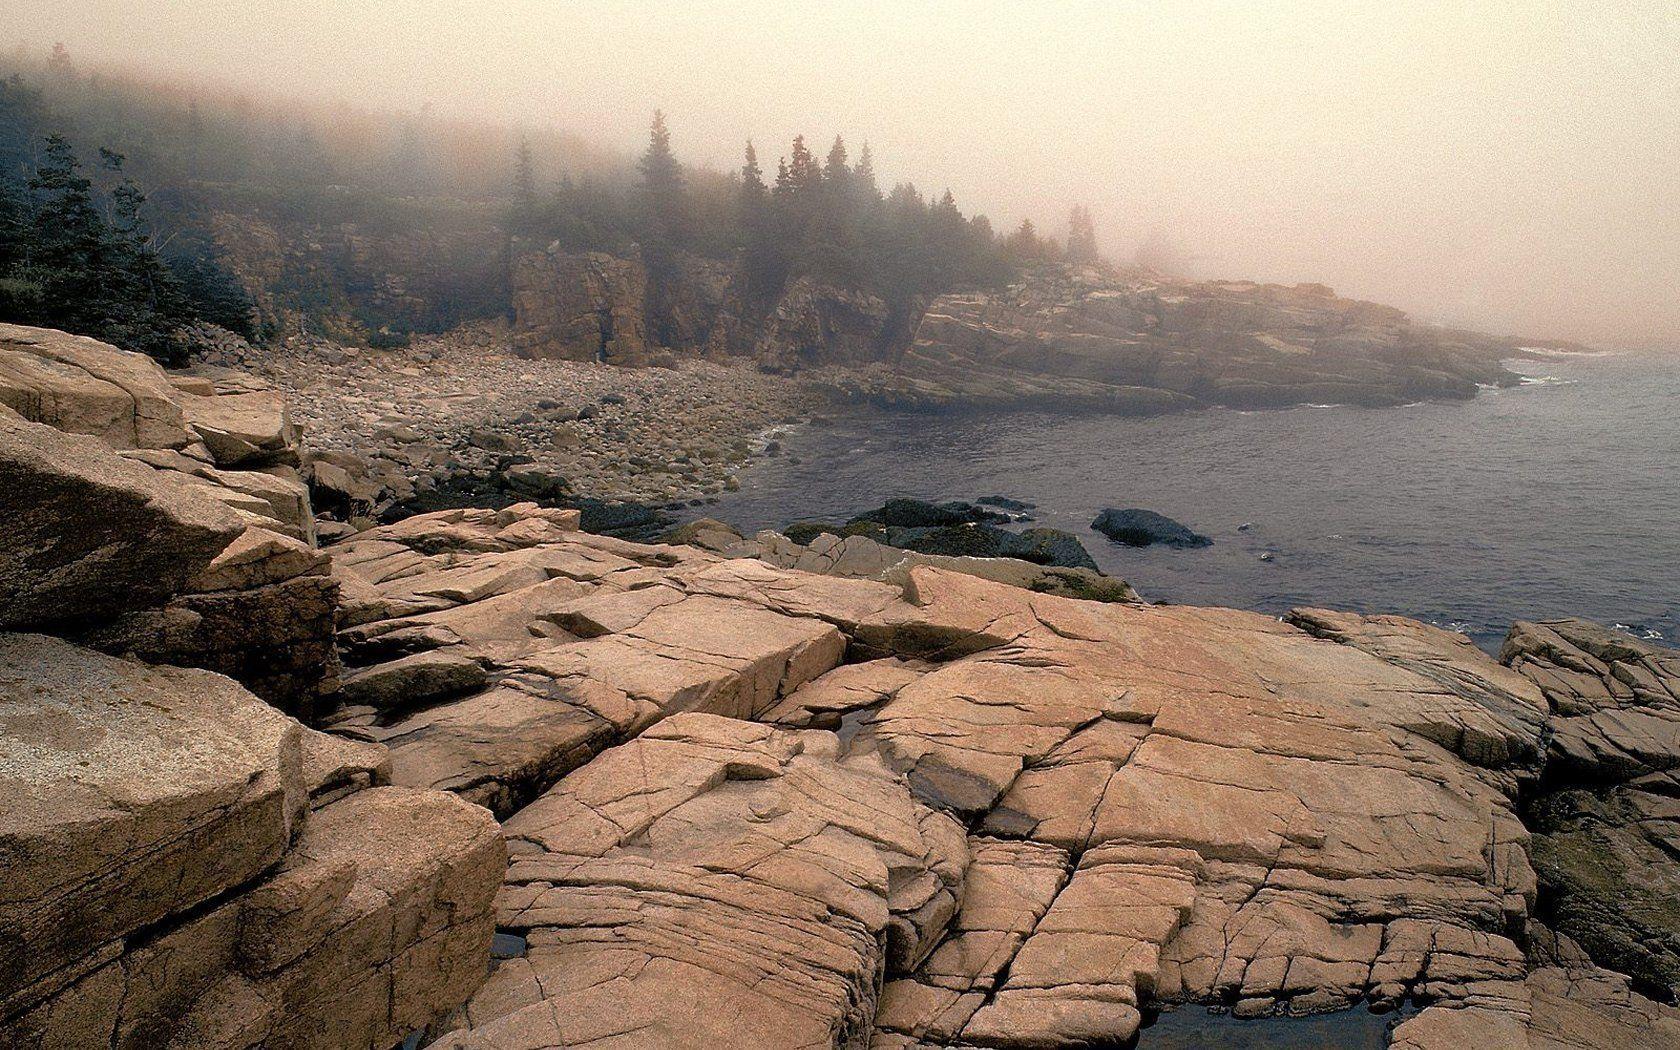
(0, 411, 243, 630)
(338, 648, 488, 713)
(0, 634, 305, 1004)
(0, 323, 193, 449)
(1090, 507, 1211, 548)
(431, 714, 963, 1049)
(1, 786, 505, 1050)
(181, 389, 301, 467)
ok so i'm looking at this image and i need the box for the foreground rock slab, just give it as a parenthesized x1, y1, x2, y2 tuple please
(432, 713, 964, 1049)
(0, 632, 505, 1049)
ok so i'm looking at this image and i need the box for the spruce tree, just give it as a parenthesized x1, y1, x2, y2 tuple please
(739, 139, 766, 202)
(786, 135, 820, 196)
(638, 109, 684, 251)
(854, 142, 880, 201)
(1067, 204, 1099, 264)
(823, 136, 849, 189)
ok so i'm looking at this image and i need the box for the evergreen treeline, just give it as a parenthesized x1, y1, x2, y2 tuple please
(0, 76, 252, 363)
(0, 44, 1105, 361)
(511, 112, 1089, 318)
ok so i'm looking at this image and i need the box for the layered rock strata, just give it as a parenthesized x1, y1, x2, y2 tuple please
(0, 324, 337, 714)
(313, 495, 1680, 1048)
(0, 635, 503, 1050)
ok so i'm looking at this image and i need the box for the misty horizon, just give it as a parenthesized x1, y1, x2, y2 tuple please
(8, 0, 1678, 349)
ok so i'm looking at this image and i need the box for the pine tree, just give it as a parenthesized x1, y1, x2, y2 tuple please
(786, 135, 820, 196)
(823, 136, 849, 189)
(739, 139, 766, 202)
(854, 142, 880, 201)
(637, 109, 685, 253)
(1066, 204, 1099, 264)
(511, 137, 536, 232)
(29, 135, 103, 279)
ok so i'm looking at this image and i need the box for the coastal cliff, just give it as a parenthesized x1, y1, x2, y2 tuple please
(507, 252, 1531, 413)
(3, 323, 1678, 1048)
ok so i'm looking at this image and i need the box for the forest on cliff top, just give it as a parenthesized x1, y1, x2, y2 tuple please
(0, 43, 1103, 361)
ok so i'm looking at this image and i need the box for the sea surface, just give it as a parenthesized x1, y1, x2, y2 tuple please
(708, 350, 1680, 651)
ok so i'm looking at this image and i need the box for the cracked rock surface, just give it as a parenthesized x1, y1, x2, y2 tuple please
(320, 498, 1680, 1048)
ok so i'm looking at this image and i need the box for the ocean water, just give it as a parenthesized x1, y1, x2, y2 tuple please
(707, 351, 1680, 651)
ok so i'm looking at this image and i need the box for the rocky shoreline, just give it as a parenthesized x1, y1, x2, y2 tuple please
(6, 321, 1680, 1049)
(194, 319, 820, 511)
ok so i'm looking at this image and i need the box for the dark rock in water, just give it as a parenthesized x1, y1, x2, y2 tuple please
(783, 520, 839, 546)
(977, 495, 1037, 512)
(567, 497, 671, 540)
(784, 501, 1100, 571)
(888, 523, 1099, 571)
(1003, 528, 1100, 570)
(383, 466, 670, 541)
(1092, 508, 1212, 548)
(848, 497, 1010, 529)
(886, 524, 1004, 559)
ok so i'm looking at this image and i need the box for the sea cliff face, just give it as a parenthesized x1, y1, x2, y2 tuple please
(3, 324, 1676, 1050)
(509, 255, 1529, 414)
(837, 266, 1524, 412)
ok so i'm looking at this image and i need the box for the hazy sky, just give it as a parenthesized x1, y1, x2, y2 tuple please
(13, 1, 1680, 347)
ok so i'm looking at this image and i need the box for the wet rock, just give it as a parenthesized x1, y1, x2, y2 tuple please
(1092, 507, 1212, 548)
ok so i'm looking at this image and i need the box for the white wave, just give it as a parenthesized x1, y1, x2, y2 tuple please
(1517, 346, 1615, 358)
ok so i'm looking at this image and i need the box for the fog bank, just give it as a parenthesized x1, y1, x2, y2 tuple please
(12, 0, 1678, 347)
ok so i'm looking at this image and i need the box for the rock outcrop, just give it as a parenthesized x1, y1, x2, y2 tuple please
(0, 634, 504, 1050)
(0, 324, 337, 714)
(830, 265, 1526, 413)
(1500, 619, 1680, 1001)
(306, 497, 1680, 1047)
(7, 322, 1678, 1048)
(512, 248, 652, 363)
(433, 714, 965, 1048)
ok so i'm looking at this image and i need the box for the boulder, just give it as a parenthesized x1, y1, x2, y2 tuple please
(180, 388, 301, 467)
(0, 411, 243, 630)
(1091, 507, 1212, 548)
(3, 785, 504, 1050)
(0, 634, 306, 1002)
(0, 322, 193, 449)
